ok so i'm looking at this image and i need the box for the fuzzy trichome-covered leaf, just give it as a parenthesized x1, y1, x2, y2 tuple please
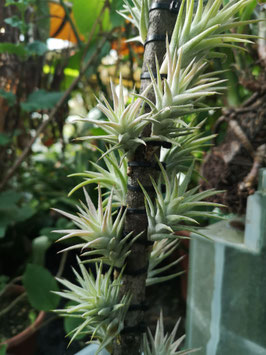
(141, 162, 224, 240)
(142, 311, 199, 354)
(54, 259, 131, 354)
(68, 149, 128, 206)
(54, 188, 140, 267)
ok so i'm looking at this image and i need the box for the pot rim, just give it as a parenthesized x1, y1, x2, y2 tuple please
(0, 285, 45, 349)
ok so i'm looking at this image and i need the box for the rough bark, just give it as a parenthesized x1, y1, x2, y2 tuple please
(201, 88, 266, 215)
(113, 2, 177, 354)
(200, 6, 266, 215)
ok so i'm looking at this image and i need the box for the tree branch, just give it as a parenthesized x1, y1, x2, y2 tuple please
(113, 2, 177, 354)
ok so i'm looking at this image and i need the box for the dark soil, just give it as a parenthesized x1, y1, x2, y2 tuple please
(201, 91, 266, 215)
(0, 293, 35, 341)
(35, 315, 84, 355)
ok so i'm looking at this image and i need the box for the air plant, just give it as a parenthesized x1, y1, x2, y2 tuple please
(117, 0, 151, 44)
(141, 162, 224, 240)
(160, 0, 256, 71)
(147, 239, 185, 286)
(142, 311, 199, 355)
(137, 42, 225, 142)
(75, 76, 153, 158)
(160, 119, 216, 174)
(53, 188, 140, 268)
(54, 260, 131, 354)
(68, 150, 128, 207)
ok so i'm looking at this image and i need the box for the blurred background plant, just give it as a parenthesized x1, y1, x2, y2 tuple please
(0, 0, 143, 279)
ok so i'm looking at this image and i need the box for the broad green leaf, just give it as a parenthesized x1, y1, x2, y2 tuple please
(23, 264, 60, 311)
(0, 190, 21, 210)
(4, 15, 23, 29)
(0, 89, 16, 106)
(21, 90, 64, 112)
(0, 43, 27, 57)
(72, 0, 110, 38)
(26, 41, 47, 56)
(0, 344, 7, 355)
(0, 196, 35, 237)
(0, 133, 11, 146)
(110, 0, 125, 27)
(15, 205, 35, 222)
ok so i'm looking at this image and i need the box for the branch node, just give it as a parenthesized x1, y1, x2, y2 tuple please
(144, 34, 166, 48)
(149, 1, 180, 14)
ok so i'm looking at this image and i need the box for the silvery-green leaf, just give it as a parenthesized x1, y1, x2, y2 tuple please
(55, 259, 131, 352)
(142, 311, 199, 354)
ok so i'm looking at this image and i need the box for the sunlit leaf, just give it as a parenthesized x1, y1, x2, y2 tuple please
(72, 0, 110, 39)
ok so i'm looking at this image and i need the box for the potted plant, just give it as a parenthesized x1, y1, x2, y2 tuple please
(0, 232, 61, 355)
(0, 284, 45, 355)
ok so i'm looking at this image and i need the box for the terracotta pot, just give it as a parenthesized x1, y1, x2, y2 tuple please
(0, 285, 45, 355)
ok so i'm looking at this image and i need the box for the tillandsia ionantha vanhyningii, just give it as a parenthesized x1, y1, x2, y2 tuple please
(142, 311, 200, 354)
(118, 0, 152, 44)
(54, 260, 131, 353)
(54, 0, 256, 354)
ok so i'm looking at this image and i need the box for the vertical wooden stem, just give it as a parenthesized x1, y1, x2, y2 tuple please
(113, 2, 177, 354)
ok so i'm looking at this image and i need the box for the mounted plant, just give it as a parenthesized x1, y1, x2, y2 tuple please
(54, 0, 255, 354)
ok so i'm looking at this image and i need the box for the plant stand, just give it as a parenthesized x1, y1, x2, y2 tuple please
(186, 169, 266, 355)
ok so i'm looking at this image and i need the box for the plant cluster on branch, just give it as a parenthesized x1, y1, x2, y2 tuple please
(54, 0, 255, 353)
(54, 260, 131, 352)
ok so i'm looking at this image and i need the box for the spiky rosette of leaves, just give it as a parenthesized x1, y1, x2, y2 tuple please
(141, 162, 224, 240)
(68, 150, 128, 207)
(160, 119, 216, 174)
(147, 239, 185, 286)
(53, 188, 140, 267)
(137, 43, 225, 141)
(160, 0, 256, 71)
(118, 0, 151, 44)
(142, 311, 198, 355)
(54, 260, 131, 354)
(75, 76, 152, 158)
